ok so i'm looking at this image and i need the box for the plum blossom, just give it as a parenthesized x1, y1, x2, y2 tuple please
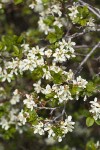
(17, 110, 28, 126)
(89, 97, 100, 120)
(10, 89, 20, 105)
(23, 94, 37, 111)
(42, 84, 52, 95)
(73, 76, 88, 88)
(33, 80, 42, 93)
(33, 122, 44, 135)
(68, 3, 79, 23)
(0, 117, 10, 130)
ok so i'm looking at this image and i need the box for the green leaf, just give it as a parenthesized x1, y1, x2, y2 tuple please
(86, 140, 96, 150)
(13, 45, 19, 55)
(14, 0, 23, 4)
(95, 119, 100, 125)
(47, 32, 57, 43)
(86, 117, 94, 127)
(86, 82, 96, 96)
(44, 16, 54, 26)
(47, 26, 63, 43)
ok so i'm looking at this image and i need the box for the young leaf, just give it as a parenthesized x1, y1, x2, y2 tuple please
(95, 119, 100, 125)
(86, 117, 94, 127)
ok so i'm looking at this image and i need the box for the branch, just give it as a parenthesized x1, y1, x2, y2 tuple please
(74, 45, 100, 49)
(75, 42, 100, 75)
(66, 28, 100, 39)
(53, 102, 66, 122)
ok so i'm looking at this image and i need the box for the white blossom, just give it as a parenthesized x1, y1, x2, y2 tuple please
(44, 123, 55, 138)
(53, 39, 75, 63)
(10, 89, 20, 105)
(30, 46, 44, 55)
(51, 4, 62, 17)
(0, 117, 10, 130)
(45, 49, 52, 58)
(53, 85, 73, 103)
(5, 58, 19, 75)
(23, 94, 37, 111)
(89, 97, 100, 120)
(42, 84, 52, 95)
(17, 110, 27, 126)
(60, 116, 75, 134)
(87, 18, 96, 31)
(42, 68, 52, 80)
(33, 122, 44, 135)
(68, 3, 79, 22)
(1, 70, 13, 82)
(21, 44, 30, 54)
(33, 80, 42, 93)
(49, 63, 62, 73)
(73, 76, 88, 88)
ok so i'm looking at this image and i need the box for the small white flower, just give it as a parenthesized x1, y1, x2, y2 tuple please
(42, 84, 52, 95)
(53, 18, 63, 28)
(60, 116, 75, 134)
(33, 80, 42, 93)
(10, 89, 20, 105)
(73, 76, 88, 88)
(89, 97, 100, 120)
(44, 123, 55, 138)
(21, 44, 30, 54)
(42, 68, 52, 80)
(45, 49, 52, 58)
(1, 70, 13, 82)
(68, 3, 79, 22)
(0, 117, 10, 130)
(30, 46, 44, 55)
(33, 122, 44, 135)
(51, 4, 62, 17)
(50, 63, 61, 73)
(23, 94, 37, 111)
(17, 110, 27, 126)
(87, 18, 96, 31)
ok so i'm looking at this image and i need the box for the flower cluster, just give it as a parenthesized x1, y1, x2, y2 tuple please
(53, 39, 76, 63)
(32, 115, 75, 142)
(0, 108, 18, 130)
(29, 1, 64, 35)
(0, 38, 76, 83)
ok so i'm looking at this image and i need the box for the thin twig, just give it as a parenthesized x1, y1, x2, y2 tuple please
(75, 42, 100, 75)
(37, 106, 58, 110)
(53, 102, 66, 122)
(66, 28, 100, 39)
(74, 45, 100, 49)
